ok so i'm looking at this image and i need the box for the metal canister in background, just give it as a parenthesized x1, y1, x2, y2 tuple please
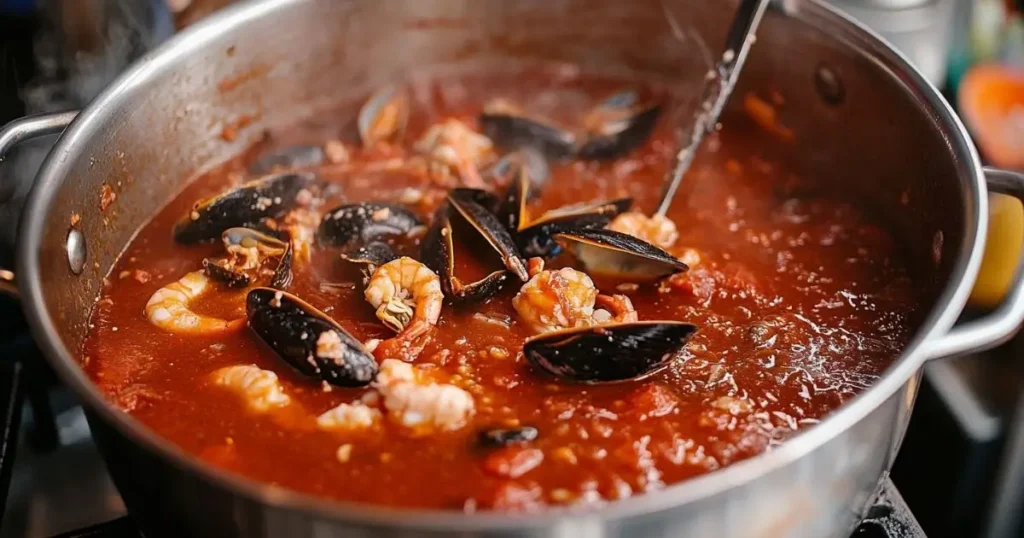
(826, 0, 959, 86)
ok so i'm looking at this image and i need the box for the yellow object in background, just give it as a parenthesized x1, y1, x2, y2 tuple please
(970, 192, 1024, 308)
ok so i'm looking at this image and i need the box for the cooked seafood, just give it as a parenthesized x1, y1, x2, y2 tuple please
(316, 203, 423, 249)
(364, 257, 443, 338)
(212, 364, 291, 412)
(414, 119, 494, 187)
(173, 172, 315, 243)
(358, 85, 410, 146)
(145, 271, 244, 334)
(246, 288, 378, 387)
(554, 228, 689, 281)
(374, 359, 475, 433)
(522, 321, 698, 382)
(607, 212, 679, 250)
(317, 401, 382, 431)
(512, 267, 598, 334)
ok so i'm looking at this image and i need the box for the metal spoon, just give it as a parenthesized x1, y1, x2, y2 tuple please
(655, 0, 772, 217)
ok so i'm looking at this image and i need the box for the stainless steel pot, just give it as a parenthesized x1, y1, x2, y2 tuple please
(1, 0, 1023, 536)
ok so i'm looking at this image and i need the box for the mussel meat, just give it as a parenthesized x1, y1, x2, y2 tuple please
(358, 85, 409, 146)
(173, 172, 315, 244)
(479, 99, 576, 160)
(316, 203, 423, 249)
(516, 198, 633, 258)
(246, 288, 377, 387)
(203, 227, 293, 289)
(248, 145, 325, 175)
(553, 228, 688, 281)
(522, 321, 697, 383)
(576, 91, 662, 160)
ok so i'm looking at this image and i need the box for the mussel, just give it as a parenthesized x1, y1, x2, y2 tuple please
(421, 194, 528, 302)
(358, 85, 409, 146)
(479, 426, 539, 447)
(339, 241, 399, 271)
(479, 90, 661, 161)
(479, 99, 577, 161)
(173, 172, 315, 244)
(516, 198, 633, 258)
(248, 145, 325, 175)
(576, 91, 662, 160)
(485, 148, 550, 192)
(203, 227, 293, 289)
(522, 321, 697, 383)
(447, 194, 529, 282)
(246, 288, 377, 387)
(553, 228, 688, 281)
(316, 203, 423, 249)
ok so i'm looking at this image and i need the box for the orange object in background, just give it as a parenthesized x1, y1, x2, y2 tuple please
(959, 64, 1024, 308)
(959, 64, 1024, 169)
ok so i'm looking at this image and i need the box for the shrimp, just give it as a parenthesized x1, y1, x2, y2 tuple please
(593, 294, 639, 323)
(364, 257, 443, 339)
(317, 401, 382, 431)
(145, 271, 244, 334)
(607, 212, 679, 249)
(414, 119, 493, 188)
(212, 365, 290, 412)
(512, 267, 598, 334)
(374, 359, 474, 433)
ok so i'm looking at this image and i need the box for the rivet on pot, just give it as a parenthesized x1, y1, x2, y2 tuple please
(67, 227, 87, 275)
(814, 63, 845, 106)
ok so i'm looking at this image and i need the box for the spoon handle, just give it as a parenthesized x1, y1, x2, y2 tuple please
(655, 0, 772, 217)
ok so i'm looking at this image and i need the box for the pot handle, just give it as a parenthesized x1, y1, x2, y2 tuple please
(924, 167, 1024, 360)
(0, 110, 79, 296)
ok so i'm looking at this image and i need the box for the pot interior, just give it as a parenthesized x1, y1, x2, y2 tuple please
(27, 0, 973, 497)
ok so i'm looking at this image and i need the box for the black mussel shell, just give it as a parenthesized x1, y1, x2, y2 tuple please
(316, 203, 423, 249)
(246, 288, 377, 387)
(202, 258, 251, 288)
(447, 195, 528, 281)
(479, 426, 539, 447)
(449, 188, 502, 215)
(553, 228, 688, 281)
(496, 168, 531, 234)
(248, 145, 325, 175)
(173, 173, 315, 244)
(523, 321, 697, 383)
(576, 91, 662, 160)
(339, 241, 399, 269)
(479, 100, 576, 161)
(421, 210, 510, 302)
(516, 198, 633, 258)
(358, 85, 409, 146)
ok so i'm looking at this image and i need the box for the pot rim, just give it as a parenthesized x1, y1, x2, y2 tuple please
(16, 0, 985, 530)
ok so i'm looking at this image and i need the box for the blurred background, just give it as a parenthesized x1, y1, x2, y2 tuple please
(0, 0, 1022, 537)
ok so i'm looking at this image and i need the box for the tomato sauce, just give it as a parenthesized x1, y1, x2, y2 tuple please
(81, 72, 918, 511)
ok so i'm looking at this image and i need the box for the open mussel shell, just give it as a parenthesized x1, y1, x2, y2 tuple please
(523, 321, 697, 383)
(479, 100, 576, 161)
(576, 91, 662, 160)
(447, 194, 529, 281)
(517, 198, 633, 258)
(173, 172, 315, 244)
(248, 145, 325, 175)
(222, 226, 289, 253)
(554, 228, 688, 281)
(422, 209, 511, 302)
(316, 203, 423, 248)
(449, 188, 501, 215)
(246, 288, 377, 387)
(358, 85, 409, 146)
